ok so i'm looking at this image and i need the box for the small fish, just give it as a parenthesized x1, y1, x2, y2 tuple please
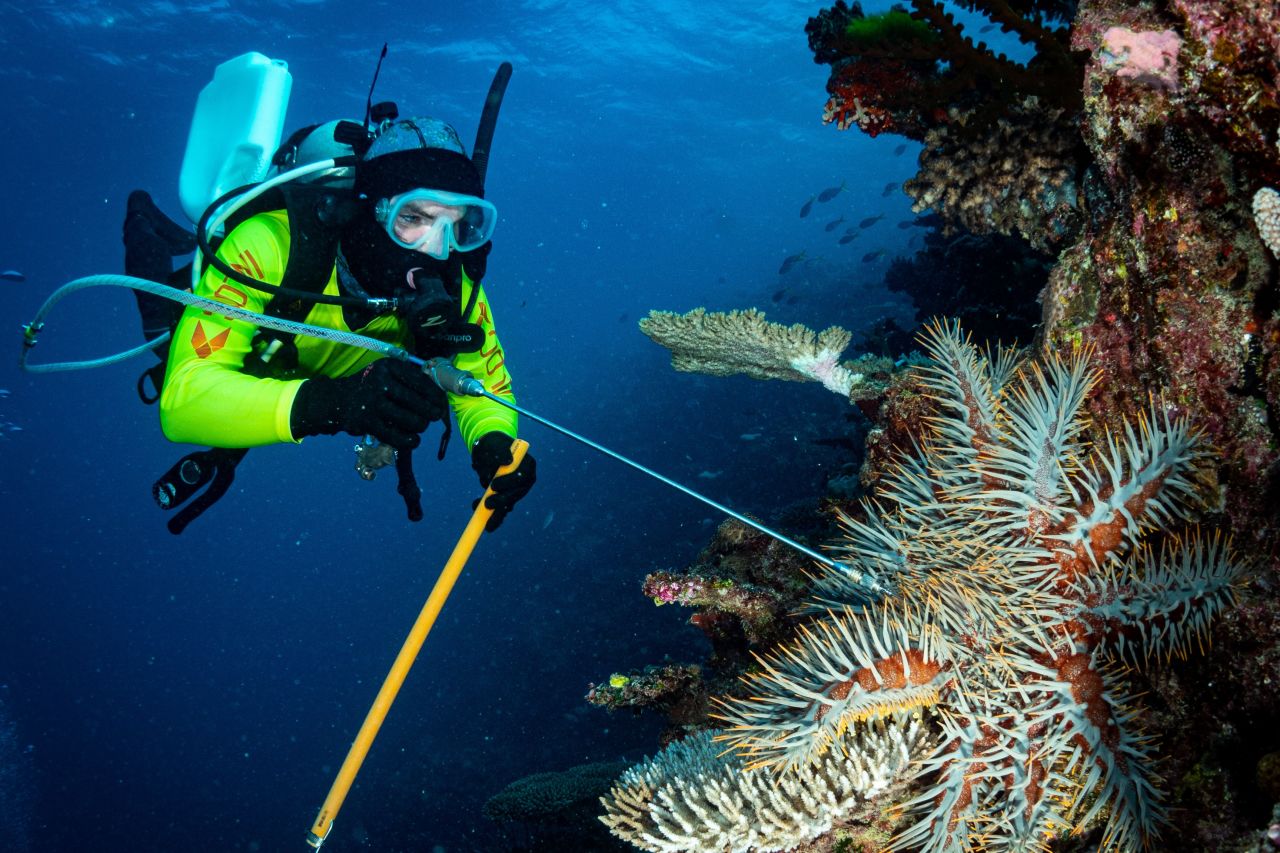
(881, 182, 900, 197)
(1, 270, 25, 283)
(0, 389, 9, 397)
(542, 510, 556, 530)
(817, 181, 845, 203)
(862, 249, 887, 263)
(897, 219, 916, 229)
(799, 196, 815, 218)
(893, 143, 908, 156)
(824, 216, 845, 232)
(740, 433, 761, 441)
(838, 232, 859, 245)
(979, 23, 997, 33)
(858, 214, 885, 229)
(697, 470, 723, 479)
(778, 251, 807, 275)
(771, 288, 787, 303)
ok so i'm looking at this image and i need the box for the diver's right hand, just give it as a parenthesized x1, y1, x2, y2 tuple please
(290, 358, 447, 449)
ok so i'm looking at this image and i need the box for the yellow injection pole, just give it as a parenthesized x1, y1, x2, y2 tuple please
(305, 439, 529, 849)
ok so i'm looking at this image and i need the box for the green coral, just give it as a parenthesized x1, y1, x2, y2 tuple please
(844, 9, 937, 50)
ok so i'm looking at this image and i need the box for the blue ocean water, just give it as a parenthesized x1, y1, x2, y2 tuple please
(0, 2, 930, 850)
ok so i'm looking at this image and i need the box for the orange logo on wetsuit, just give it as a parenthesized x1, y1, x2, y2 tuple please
(214, 282, 248, 308)
(191, 321, 230, 358)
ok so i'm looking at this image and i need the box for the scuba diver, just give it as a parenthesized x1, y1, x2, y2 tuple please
(127, 113, 536, 534)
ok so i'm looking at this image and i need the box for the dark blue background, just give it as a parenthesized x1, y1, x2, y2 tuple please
(0, 1, 943, 850)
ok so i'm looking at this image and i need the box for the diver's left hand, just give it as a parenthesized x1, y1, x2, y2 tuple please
(470, 432, 537, 531)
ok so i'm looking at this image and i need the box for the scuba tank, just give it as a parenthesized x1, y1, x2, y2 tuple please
(179, 52, 293, 226)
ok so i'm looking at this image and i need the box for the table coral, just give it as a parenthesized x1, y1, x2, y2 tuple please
(639, 307, 893, 402)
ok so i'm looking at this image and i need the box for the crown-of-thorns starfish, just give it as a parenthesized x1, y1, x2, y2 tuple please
(713, 319, 1249, 852)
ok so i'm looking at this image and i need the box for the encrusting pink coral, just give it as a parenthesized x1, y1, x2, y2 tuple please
(1100, 26, 1182, 91)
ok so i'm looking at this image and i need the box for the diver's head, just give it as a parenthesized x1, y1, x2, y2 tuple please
(356, 118, 495, 261)
(340, 117, 496, 300)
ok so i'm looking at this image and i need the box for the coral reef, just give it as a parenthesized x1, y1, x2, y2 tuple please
(809, 1, 1095, 254)
(600, 717, 929, 853)
(1099, 26, 1182, 91)
(645, 519, 816, 663)
(643, 571, 780, 645)
(485, 761, 632, 851)
(486, 762, 630, 823)
(902, 96, 1086, 251)
(1039, 0, 1280, 553)
(1134, 590, 1280, 850)
(809, 0, 1280, 555)
(586, 521, 822, 744)
(585, 664, 709, 739)
(712, 322, 1249, 850)
(639, 308, 894, 402)
(807, 1, 1083, 141)
(599, 2, 1280, 850)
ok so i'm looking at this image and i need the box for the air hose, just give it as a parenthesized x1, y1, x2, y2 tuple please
(18, 274, 879, 594)
(19, 274, 406, 373)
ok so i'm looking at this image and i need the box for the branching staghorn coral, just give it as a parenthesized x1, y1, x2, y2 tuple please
(902, 96, 1085, 252)
(639, 307, 892, 401)
(712, 320, 1249, 851)
(599, 716, 931, 853)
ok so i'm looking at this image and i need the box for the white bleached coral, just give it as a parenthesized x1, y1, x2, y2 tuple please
(599, 716, 929, 853)
(1253, 186, 1280, 257)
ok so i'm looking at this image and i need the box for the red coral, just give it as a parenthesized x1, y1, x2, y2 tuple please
(823, 57, 929, 137)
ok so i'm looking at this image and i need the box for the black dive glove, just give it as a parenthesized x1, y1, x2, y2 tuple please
(471, 431, 537, 532)
(291, 359, 447, 449)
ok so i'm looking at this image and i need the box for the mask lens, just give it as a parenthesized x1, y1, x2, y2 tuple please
(378, 190, 496, 257)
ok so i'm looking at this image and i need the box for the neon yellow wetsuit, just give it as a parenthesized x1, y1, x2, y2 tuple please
(160, 210, 517, 449)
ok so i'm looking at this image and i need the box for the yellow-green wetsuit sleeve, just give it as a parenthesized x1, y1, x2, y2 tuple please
(453, 274, 518, 450)
(159, 211, 303, 447)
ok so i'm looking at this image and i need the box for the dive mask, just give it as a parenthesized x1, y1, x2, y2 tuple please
(373, 189, 497, 260)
